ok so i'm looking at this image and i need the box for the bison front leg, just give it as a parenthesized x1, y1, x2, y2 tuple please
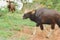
(32, 27, 37, 35)
(40, 24, 44, 30)
(32, 24, 39, 35)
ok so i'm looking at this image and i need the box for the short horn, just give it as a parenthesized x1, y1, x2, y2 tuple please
(31, 10, 36, 14)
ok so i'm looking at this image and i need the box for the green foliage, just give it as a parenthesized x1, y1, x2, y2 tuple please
(22, 0, 60, 12)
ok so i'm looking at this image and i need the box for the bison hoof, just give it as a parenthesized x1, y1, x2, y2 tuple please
(46, 36, 49, 39)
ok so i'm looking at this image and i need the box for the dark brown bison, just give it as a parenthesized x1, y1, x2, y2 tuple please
(6, 1, 15, 13)
(23, 8, 60, 38)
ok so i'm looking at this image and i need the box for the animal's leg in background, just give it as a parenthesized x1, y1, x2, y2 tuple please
(46, 23, 55, 38)
(12, 8, 15, 13)
(14, 8, 15, 11)
(10, 9, 11, 12)
(8, 9, 9, 12)
(11, 8, 14, 13)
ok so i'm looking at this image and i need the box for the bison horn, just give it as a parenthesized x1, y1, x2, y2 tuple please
(31, 10, 35, 14)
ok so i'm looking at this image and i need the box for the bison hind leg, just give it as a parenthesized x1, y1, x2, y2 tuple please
(56, 19, 60, 28)
(46, 23, 55, 38)
(46, 29, 54, 38)
(57, 23, 60, 28)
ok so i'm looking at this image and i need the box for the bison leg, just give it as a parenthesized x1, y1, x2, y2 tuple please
(32, 24, 39, 35)
(14, 8, 15, 11)
(56, 22, 60, 28)
(57, 24, 60, 28)
(51, 23, 55, 29)
(40, 24, 44, 30)
(56, 19, 60, 28)
(46, 23, 55, 38)
(32, 23, 39, 35)
(46, 29, 54, 38)
(32, 23, 40, 35)
(32, 27, 37, 35)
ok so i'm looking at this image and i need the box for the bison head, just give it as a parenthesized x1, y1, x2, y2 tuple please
(23, 12, 31, 19)
(23, 10, 35, 19)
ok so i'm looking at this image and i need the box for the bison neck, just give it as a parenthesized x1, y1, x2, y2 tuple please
(29, 14, 54, 24)
(29, 14, 40, 23)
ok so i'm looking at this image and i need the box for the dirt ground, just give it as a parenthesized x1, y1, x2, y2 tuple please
(9, 25, 60, 40)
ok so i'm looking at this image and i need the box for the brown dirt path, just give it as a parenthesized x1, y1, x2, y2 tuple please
(9, 25, 60, 40)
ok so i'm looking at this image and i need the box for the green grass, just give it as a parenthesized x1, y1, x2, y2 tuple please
(20, 34, 30, 40)
(0, 10, 36, 40)
(0, 30, 14, 38)
(0, 0, 60, 40)
(0, 30, 14, 40)
(0, 12, 36, 30)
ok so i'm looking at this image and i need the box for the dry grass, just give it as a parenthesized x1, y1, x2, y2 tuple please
(6, 24, 60, 40)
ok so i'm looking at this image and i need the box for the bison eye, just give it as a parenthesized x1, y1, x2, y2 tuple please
(23, 14, 28, 19)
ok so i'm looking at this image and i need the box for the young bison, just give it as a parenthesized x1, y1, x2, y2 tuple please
(23, 8, 60, 38)
(6, 1, 15, 13)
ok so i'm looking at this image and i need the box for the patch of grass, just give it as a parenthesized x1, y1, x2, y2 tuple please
(0, 30, 14, 38)
(0, 9, 36, 40)
(0, 12, 36, 30)
(20, 34, 30, 40)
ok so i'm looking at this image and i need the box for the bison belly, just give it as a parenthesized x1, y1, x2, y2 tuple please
(42, 19, 53, 24)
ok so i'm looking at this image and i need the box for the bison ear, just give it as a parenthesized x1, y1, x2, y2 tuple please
(31, 10, 35, 14)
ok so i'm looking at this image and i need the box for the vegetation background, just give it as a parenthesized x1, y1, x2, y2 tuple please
(0, 0, 60, 40)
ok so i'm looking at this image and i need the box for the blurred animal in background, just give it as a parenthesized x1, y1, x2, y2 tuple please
(6, 0, 15, 13)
